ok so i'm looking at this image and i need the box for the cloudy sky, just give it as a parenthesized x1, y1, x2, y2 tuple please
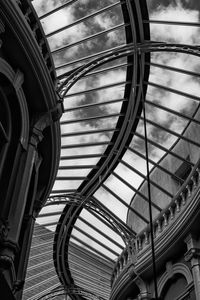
(33, 0, 200, 267)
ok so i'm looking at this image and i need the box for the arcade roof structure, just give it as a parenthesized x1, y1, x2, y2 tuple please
(24, 0, 200, 299)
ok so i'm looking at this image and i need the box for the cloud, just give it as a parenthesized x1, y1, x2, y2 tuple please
(33, 0, 200, 253)
(150, 1, 200, 44)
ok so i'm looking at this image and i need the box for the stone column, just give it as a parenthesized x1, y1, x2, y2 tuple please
(184, 234, 200, 300)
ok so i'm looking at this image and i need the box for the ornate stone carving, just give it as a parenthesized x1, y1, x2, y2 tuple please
(0, 255, 13, 268)
(13, 280, 25, 292)
(13, 69, 24, 91)
(127, 264, 136, 279)
(0, 219, 10, 243)
(185, 248, 200, 262)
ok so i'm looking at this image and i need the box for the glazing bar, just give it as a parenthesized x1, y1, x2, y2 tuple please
(102, 183, 149, 223)
(147, 62, 200, 78)
(71, 235, 115, 263)
(73, 225, 119, 256)
(56, 176, 88, 180)
(60, 154, 103, 160)
(39, 0, 79, 19)
(60, 113, 122, 125)
(55, 43, 129, 70)
(120, 159, 173, 197)
(58, 165, 97, 169)
(127, 146, 184, 183)
(58, 62, 129, 80)
(112, 171, 162, 211)
(64, 98, 126, 112)
(78, 215, 124, 249)
(61, 141, 110, 149)
(51, 189, 77, 194)
(139, 115, 200, 148)
(88, 209, 125, 238)
(134, 132, 194, 167)
(63, 80, 131, 98)
(51, 23, 127, 54)
(46, 1, 122, 37)
(144, 19, 200, 27)
(61, 128, 117, 137)
(146, 99, 200, 126)
(146, 81, 200, 102)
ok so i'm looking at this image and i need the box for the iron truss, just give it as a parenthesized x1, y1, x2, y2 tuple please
(53, 194, 135, 295)
(53, 41, 200, 300)
(48, 193, 136, 246)
(22, 0, 200, 298)
(57, 41, 200, 99)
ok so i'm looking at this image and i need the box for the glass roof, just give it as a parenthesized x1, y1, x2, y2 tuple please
(23, 0, 200, 299)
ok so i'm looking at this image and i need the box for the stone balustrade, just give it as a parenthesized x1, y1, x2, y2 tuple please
(16, 0, 56, 84)
(111, 163, 200, 286)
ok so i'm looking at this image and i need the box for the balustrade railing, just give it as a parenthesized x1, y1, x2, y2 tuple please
(16, 0, 56, 83)
(111, 162, 200, 286)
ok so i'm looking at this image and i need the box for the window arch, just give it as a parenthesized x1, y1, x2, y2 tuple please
(161, 273, 187, 300)
(157, 262, 193, 299)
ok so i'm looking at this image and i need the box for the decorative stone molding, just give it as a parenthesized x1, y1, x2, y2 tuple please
(0, 219, 10, 243)
(157, 262, 193, 297)
(0, 255, 13, 268)
(30, 101, 63, 147)
(185, 248, 200, 262)
(13, 69, 24, 91)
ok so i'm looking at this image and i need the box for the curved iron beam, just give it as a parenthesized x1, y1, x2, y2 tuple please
(49, 193, 136, 243)
(53, 41, 200, 298)
(56, 41, 200, 201)
(58, 42, 200, 99)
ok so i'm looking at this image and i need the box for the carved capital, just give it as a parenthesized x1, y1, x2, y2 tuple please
(13, 69, 24, 91)
(13, 280, 25, 292)
(0, 219, 10, 243)
(166, 261, 174, 279)
(30, 128, 44, 147)
(51, 100, 64, 122)
(185, 248, 200, 262)
(127, 264, 136, 279)
(30, 101, 63, 147)
(0, 255, 13, 268)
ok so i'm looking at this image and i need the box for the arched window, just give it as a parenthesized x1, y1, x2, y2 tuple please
(161, 274, 187, 300)
(158, 262, 194, 300)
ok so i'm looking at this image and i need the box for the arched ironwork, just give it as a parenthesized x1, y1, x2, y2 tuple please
(58, 42, 200, 100)
(53, 41, 200, 299)
(23, 1, 200, 300)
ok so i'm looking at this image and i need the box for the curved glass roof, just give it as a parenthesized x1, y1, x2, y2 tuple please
(23, 1, 200, 299)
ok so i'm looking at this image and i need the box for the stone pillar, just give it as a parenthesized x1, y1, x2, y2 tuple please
(184, 234, 200, 300)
